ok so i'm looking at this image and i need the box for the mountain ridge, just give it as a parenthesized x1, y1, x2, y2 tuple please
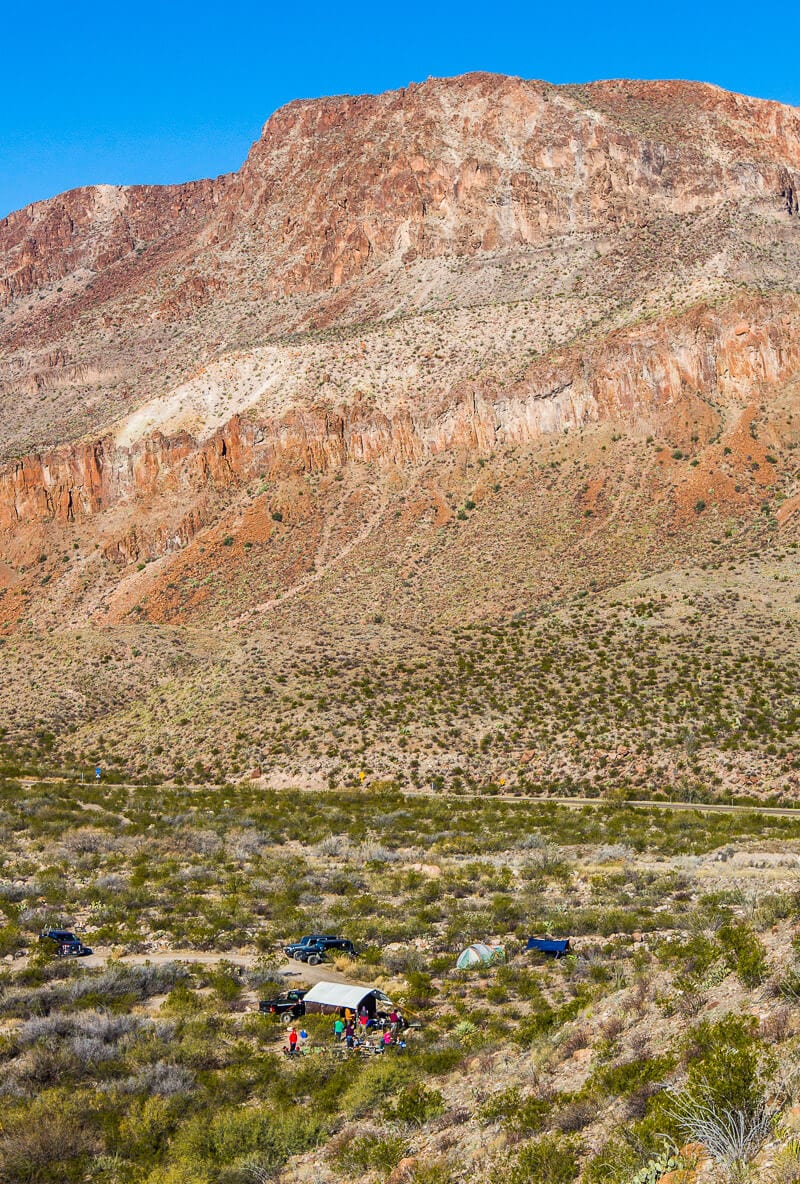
(0, 73, 797, 787)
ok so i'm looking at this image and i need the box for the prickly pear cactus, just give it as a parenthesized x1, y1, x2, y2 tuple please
(631, 1153, 685, 1184)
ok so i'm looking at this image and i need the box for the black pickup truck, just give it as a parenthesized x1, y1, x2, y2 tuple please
(283, 935, 357, 965)
(259, 989, 307, 1018)
(39, 929, 92, 957)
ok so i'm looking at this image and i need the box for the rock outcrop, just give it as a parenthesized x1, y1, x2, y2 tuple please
(0, 294, 797, 549)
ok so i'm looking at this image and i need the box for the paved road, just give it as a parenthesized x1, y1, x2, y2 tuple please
(17, 776, 800, 819)
(399, 791, 800, 818)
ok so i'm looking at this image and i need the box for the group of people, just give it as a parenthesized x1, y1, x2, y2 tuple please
(285, 1005, 407, 1056)
(333, 1004, 406, 1048)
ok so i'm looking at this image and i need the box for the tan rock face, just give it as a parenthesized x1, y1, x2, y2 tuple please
(0, 294, 796, 544)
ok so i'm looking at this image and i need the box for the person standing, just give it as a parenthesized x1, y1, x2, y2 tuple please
(288, 1026, 299, 1055)
(345, 1021, 355, 1049)
(334, 1017, 345, 1041)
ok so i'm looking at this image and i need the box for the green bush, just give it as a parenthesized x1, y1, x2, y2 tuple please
(480, 1087, 550, 1133)
(413, 1044, 464, 1075)
(495, 1134, 581, 1184)
(332, 1130, 407, 1176)
(115, 1095, 180, 1162)
(0, 925, 22, 957)
(683, 1013, 769, 1116)
(657, 932, 719, 985)
(170, 1105, 323, 1176)
(161, 983, 203, 1016)
(0, 1088, 100, 1183)
(341, 1058, 411, 1116)
(388, 1082, 445, 1127)
(404, 970, 435, 1007)
(407, 1161, 455, 1184)
(717, 923, 767, 987)
(592, 1054, 676, 1098)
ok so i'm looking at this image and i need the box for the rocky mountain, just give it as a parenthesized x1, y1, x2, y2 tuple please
(0, 73, 798, 788)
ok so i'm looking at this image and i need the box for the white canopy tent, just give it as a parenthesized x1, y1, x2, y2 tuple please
(302, 981, 392, 1015)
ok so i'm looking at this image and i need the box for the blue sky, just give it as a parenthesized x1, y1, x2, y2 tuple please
(1, 0, 797, 219)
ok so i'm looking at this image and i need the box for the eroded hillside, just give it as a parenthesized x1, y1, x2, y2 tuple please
(0, 73, 797, 784)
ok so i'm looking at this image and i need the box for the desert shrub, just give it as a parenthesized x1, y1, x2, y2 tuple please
(493, 1134, 581, 1184)
(717, 922, 768, 987)
(169, 1105, 323, 1177)
(514, 986, 591, 1045)
(0, 925, 23, 957)
(143, 1164, 210, 1184)
(206, 962, 244, 1006)
(117, 1061, 196, 1097)
(245, 959, 285, 992)
(0, 1088, 100, 1183)
(331, 1127, 407, 1176)
(553, 1096, 597, 1132)
(668, 1013, 774, 1175)
(592, 1054, 676, 1098)
(582, 1142, 638, 1184)
(480, 1087, 550, 1134)
(340, 1058, 411, 1116)
(282, 1058, 362, 1116)
(404, 970, 435, 1007)
(19, 1010, 141, 1046)
(683, 1013, 769, 1114)
(412, 1043, 464, 1075)
(114, 1094, 181, 1162)
(161, 983, 203, 1016)
(657, 932, 720, 984)
(771, 1138, 800, 1184)
(777, 967, 800, 1002)
(405, 1160, 455, 1184)
(387, 1082, 445, 1127)
(382, 945, 427, 974)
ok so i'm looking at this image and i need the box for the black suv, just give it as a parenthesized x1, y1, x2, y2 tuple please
(39, 929, 92, 957)
(258, 989, 306, 1018)
(283, 935, 357, 965)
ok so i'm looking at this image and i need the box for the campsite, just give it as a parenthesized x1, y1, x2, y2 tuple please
(3, 776, 800, 1182)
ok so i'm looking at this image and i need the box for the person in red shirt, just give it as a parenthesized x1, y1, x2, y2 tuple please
(288, 1027, 299, 1055)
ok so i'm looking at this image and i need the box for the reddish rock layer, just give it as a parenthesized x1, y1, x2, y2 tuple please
(1, 295, 796, 550)
(3, 74, 799, 313)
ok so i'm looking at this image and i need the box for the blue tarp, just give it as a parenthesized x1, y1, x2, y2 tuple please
(527, 937, 570, 957)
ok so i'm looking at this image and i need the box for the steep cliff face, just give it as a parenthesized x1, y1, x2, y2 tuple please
(229, 75, 800, 288)
(1, 294, 796, 542)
